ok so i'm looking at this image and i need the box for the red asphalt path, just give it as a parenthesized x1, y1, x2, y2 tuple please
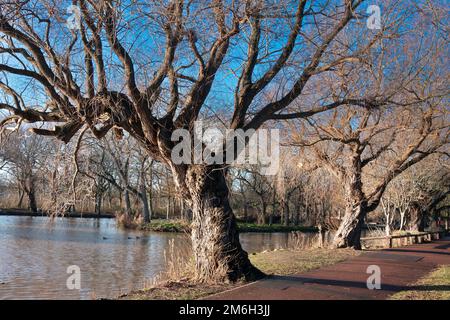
(206, 237, 450, 300)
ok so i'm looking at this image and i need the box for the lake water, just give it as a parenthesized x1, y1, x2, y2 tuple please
(0, 215, 311, 299)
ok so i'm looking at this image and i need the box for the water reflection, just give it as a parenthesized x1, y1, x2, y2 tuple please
(0, 216, 313, 299)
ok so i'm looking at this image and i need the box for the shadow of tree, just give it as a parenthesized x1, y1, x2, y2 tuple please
(383, 248, 450, 256)
(265, 275, 450, 292)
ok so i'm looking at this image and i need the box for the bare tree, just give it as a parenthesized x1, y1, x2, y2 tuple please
(0, 130, 54, 212)
(235, 166, 274, 224)
(292, 99, 448, 248)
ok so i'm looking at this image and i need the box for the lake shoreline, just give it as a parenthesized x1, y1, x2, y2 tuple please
(0, 208, 115, 219)
(137, 220, 318, 234)
(0, 208, 318, 233)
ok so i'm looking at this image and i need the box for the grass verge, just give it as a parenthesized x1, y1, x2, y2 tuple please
(139, 219, 317, 233)
(140, 219, 190, 232)
(389, 265, 450, 300)
(238, 223, 317, 233)
(249, 247, 360, 276)
(119, 247, 360, 300)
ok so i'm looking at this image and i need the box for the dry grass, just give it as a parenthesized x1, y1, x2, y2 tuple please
(119, 279, 236, 300)
(249, 247, 361, 276)
(149, 239, 196, 285)
(119, 237, 236, 300)
(116, 212, 143, 228)
(389, 265, 450, 300)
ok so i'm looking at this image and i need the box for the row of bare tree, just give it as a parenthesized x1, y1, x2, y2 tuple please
(1, 129, 448, 233)
(0, 131, 181, 221)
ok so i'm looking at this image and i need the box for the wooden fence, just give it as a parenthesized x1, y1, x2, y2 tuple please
(361, 230, 448, 248)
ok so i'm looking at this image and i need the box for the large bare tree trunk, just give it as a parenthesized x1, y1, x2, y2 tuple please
(408, 203, 425, 232)
(333, 200, 366, 249)
(332, 156, 365, 249)
(184, 165, 265, 282)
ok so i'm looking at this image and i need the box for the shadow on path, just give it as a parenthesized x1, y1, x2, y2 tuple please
(383, 248, 450, 256)
(266, 275, 450, 292)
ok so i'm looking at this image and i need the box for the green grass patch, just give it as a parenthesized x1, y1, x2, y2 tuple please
(140, 219, 190, 233)
(389, 265, 450, 300)
(139, 219, 317, 233)
(238, 222, 317, 233)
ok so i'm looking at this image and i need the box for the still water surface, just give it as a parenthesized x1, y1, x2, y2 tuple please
(0, 216, 305, 299)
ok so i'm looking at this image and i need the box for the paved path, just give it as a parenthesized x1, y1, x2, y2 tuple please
(207, 237, 450, 300)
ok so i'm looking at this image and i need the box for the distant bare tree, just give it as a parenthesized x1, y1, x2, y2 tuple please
(0, 131, 54, 212)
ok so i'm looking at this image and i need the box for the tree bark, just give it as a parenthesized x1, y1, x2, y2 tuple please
(282, 199, 289, 226)
(242, 191, 248, 222)
(257, 195, 267, 225)
(140, 189, 151, 223)
(185, 165, 265, 282)
(139, 168, 151, 223)
(333, 199, 366, 249)
(166, 197, 170, 219)
(293, 195, 301, 225)
(399, 211, 405, 231)
(17, 188, 24, 208)
(408, 203, 425, 232)
(95, 191, 102, 216)
(27, 188, 38, 213)
(24, 178, 37, 213)
(124, 189, 132, 217)
(332, 155, 366, 249)
(385, 219, 391, 236)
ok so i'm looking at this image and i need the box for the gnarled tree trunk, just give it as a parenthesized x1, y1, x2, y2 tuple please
(333, 199, 366, 249)
(183, 165, 265, 282)
(332, 155, 366, 249)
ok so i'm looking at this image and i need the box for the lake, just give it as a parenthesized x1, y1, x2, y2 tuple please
(0, 215, 314, 299)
